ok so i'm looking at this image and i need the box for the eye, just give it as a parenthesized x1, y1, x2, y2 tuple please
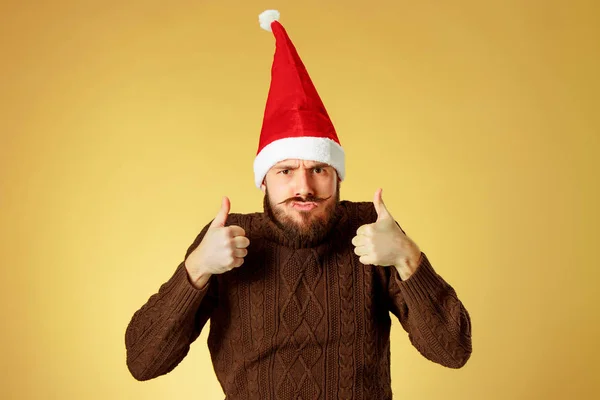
(280, 169, 290, 175)
(313, 167, 323, 173)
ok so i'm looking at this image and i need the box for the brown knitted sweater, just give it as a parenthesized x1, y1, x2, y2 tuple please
(125, 200, 472, 399)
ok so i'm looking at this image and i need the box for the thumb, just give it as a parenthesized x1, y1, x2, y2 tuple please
(373, 188, 391, 220)
(210, 196, 230, 228)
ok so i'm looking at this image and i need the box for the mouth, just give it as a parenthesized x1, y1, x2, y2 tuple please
(291, 201, 318, 211)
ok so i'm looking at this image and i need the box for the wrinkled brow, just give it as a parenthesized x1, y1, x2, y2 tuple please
(273, 162, 330, 170)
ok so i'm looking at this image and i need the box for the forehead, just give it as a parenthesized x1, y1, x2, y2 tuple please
(272, 159, 331, 168)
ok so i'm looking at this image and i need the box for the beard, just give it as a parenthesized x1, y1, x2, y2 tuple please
(263, 183, 341, 244)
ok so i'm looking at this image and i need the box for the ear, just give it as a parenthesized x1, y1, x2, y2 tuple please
(260, 182, 266, 194)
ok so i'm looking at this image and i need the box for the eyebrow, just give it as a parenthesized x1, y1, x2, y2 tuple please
(273, 162, 330, 170)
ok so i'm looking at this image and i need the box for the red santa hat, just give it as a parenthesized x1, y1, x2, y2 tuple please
(253, 10, 345, 189)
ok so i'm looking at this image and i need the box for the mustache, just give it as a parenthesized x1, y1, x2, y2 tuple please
(278, 195, 331, 205)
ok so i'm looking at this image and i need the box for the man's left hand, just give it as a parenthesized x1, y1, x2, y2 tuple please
(352, 188, 422, 280)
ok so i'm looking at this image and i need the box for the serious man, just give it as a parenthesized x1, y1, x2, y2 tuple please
(125, 10, 472, 399)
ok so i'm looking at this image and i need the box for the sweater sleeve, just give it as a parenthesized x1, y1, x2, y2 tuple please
(125, 222, 218, 381)
(387, 251, 472, 368)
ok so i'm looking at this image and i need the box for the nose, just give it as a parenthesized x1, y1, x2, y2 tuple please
(294, 169, 315, 197)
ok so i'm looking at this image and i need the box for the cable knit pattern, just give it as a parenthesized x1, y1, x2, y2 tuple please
(125, 201, 472, 399)
(247, 243, 265, 398)
(275, 248, 324, 399)
(333, 206, 359, 399)
(362, 256, 378, 398)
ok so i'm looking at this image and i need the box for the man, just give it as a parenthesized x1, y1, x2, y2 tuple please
(125, 10, 472, 399)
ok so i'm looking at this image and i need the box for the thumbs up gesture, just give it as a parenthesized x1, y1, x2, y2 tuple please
(351, 188, 422, 280)
(185, 196, 250, 289)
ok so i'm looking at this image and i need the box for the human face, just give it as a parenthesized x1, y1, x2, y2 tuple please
(261, 159, 340, 238)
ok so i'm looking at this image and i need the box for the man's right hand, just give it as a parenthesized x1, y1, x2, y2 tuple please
(185, 196, 250, 289)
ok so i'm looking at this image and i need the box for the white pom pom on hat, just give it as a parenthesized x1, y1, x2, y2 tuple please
(253, 10, 345, 189)
(258, 9, 280, 32)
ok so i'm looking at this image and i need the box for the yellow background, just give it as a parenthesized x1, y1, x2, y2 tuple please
(1, 0, 598, 399)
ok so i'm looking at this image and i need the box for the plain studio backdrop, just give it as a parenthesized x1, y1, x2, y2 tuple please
(1, 0, 598, 399)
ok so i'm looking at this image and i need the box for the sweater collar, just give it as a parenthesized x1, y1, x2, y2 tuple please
(260, 197, 346, 249)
